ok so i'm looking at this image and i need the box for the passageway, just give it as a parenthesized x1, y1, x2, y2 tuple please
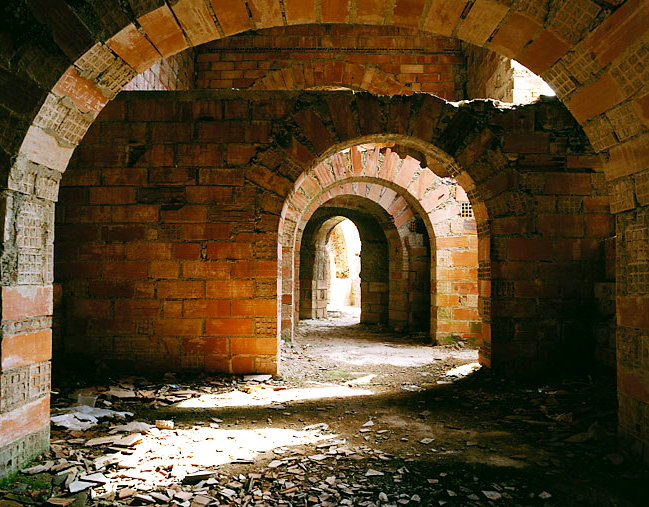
(9, 312, 641, 507)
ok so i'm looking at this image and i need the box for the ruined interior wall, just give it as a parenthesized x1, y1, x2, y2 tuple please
(486, 103, 615, 372)
(55, 94, 280, 375)
(53, 91, 609, 378)
(195, 25, 466, 99)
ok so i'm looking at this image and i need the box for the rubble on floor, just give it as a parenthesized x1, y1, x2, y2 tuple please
(2, 318, 646, 506)
(0, 369, 643, 507)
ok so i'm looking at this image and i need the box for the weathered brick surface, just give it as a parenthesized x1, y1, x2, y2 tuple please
(1, 0, 649, 476)
(195, 26, 465, 99)
(54, 91, 607, 383)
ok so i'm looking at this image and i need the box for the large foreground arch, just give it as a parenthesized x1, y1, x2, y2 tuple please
(1, 0, 648, 474)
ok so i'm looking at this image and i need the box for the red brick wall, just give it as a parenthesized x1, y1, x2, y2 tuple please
(55, 90, 608, 378)
(195, 25, 465, 99)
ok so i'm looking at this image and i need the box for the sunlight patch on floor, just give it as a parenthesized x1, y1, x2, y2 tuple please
(177, 385, 374, 409)
(94, 426, 337, 486)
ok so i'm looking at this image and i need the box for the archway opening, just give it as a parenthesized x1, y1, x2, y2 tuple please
(326, 219, 361, 314)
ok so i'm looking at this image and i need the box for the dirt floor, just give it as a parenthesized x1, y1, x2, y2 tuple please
(2, 309, 646, 506)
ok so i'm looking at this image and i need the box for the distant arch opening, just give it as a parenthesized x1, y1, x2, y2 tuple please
(326, 219, 361, 313)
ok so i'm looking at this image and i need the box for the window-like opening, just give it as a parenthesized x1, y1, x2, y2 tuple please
(460, 202, 474, 218)
(326, 219, 361, 313)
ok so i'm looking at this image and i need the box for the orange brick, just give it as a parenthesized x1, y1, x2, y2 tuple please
(437, 294, 460, 307)
(489, 13, 541, 58)
(112, 205, 159, 223)
(456, 0, 508, 46)
(231, 355, 253, 373)
(206, 318, 253, 335)
(321, 0, 349, 22)
(115, 300, 160, 318)
(2, 286, 53, 321)
(231, 337, 277, 355)
(607, 132, 649, 181)
(451, 251, 478, 267)
(210, 0, 252, 35)
(186, 186, 233, 204)
(618, 368, 649, 404)
(283, 0, 316, 24)
(161, 205, 207, 223)
(138, 4, 188, 58)
(437, 320, 470, 333)
(183, 261, 230, 279)
(0, 396, 50, 447)
(89, 280, 134, 298)
(392, 0, 426, 27)
(232, 260, 277, 278)
(438, 268, 469, 281)
(126, 242, 172, 260)
(555, 238, 599, 261)
(248, 0, 284, 29)
(184, 300, 231, 318)
(566, 72, 624, 124)
(107, 23, 160, 73)
(103, 261, 148, 279)
(206, 242, 253, 260)
(157, 280, 205, 299)
(163, 300, 183, 318)
(437, 236, 468, 249)
(156, 318, 203, 336)
(182, 224, 229, 240)
(205, 355, 229, 372)
(102, 225, 146, 242)
(517, 29, 569, 75)
(586, 215, 614, 238)
(539, 215, 584, 238)
(52, 67, 108, 114)
(453, 308, 480, 321)
(423, 0, 465, 36)
(453, 282, 478, 295)
(1, 329, 51, 370)
(231, 299, 277, 317)
(183, 336, 228, 355)
(582, 0, 649, 67)
(169, 0, 220, 46)
(206, 280, 254, 299)
(174, 243, 201, 260)
(545, 173, 592, 195)
(150, 261, 180, 279)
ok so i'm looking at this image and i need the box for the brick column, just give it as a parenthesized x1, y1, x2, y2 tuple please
(615, 191, 649, 460)
(1, 186, 55, 476)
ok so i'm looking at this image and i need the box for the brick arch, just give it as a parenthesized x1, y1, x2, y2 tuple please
(3, 0, 649, 472)
(249, 61, 411, 95)
(278, 138, 484, 361)
(5, 2, 647, 196)
(294, 182, 431, 336)
(296, 198, 415, 331)
(13, 0, 646, 192)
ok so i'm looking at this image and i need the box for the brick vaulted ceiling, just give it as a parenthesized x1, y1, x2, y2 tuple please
(1, 0, 649, 475)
